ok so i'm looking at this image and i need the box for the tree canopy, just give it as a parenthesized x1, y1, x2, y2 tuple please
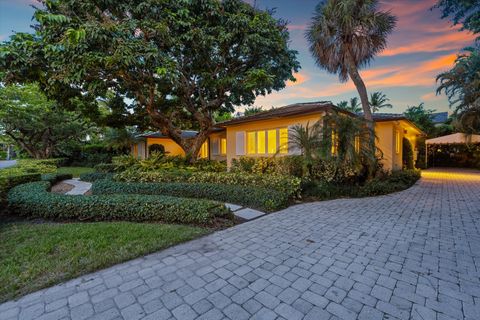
(404, 103, 437, 137)
(0, 0, 299, 161)
(0, 84, 90, 159)
(369, 92, 393, 113)
(435, 0, 480, 37)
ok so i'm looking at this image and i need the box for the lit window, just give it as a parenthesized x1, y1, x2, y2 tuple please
(220, 138, 227, 155)
(279, 128, 288, 154)
(247, 131, 256, 154)
(395, 130, 401, 154)
(257, 131, 266, 154)
(267, 129, 277, 154)
(355, 136, 360, 153)
(331, 129, 338, 155)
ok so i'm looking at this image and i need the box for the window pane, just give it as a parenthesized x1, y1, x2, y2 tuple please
(279, 128, 288, 154)
(396, 130, 400, 154)
(221, 138, 227, 155)
(331, 129, 338, 155)
(257, 131, 266, 154)
(355, 136, 360, 153)
(247, 131, 256, 154)
(267, 129, 277, 154)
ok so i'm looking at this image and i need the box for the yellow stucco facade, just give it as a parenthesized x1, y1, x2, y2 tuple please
(131, 112, 423, 171)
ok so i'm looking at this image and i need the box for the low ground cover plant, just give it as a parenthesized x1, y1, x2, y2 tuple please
(303, 170, 421, 200)
(8, 181, 231, 225)
(92, 180, 290, 212)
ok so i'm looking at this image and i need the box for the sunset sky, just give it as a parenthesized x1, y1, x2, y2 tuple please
(0, 0, 476, 114)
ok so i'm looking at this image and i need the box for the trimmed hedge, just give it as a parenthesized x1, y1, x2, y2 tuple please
(80, 172, 114, 182)
(92, 180, 290, 212)
(1, 173, 42, 207)
(115, 170, 301, 198)
(94, 163, 117, 173)
(8, 181, 232, 225)
(41, 173, 73, 184)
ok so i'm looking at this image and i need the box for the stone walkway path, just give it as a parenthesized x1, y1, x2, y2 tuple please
(1, 168, 479, 320)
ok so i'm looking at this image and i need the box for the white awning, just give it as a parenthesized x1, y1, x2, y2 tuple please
(425, 133, 480, 145)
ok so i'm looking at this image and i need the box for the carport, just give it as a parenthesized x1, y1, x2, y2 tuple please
(426, 133, 480, 167)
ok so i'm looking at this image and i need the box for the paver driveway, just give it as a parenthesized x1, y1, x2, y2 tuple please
(1, 168, 480, 320)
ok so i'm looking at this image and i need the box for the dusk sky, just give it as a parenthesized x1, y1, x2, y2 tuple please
(0, 0, 477, 114)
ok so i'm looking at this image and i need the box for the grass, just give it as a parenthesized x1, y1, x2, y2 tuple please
(0, 221, 208, 302)
(56, 167, 95, 177)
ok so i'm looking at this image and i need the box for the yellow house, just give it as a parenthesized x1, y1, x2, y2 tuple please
(131, 102, 424, 171)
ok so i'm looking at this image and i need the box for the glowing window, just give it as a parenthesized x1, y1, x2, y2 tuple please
(247, 131, 256, 154)
(267, 130, 277, 154)
(279, 128, 288, 154)
(395, 130, 401, 154)
(331, 129, 338, 155)
(220, 138, 227, 155)
(257, 131, 266, 154)
(355, 136, 360, 153)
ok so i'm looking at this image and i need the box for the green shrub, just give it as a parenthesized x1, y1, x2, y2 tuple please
(0, 160, 57, 178)
(0, 173, 41, 207)
(231, 156, 304, 177)
(8, 181, 231, 225)
(92, 180, 289, 212)
(79, 172, 114, 182)
(41, 173, 73, 184)
(0, 151, 7, 160)
(115, 170, 301, 198)
(94, 163, 117, 173)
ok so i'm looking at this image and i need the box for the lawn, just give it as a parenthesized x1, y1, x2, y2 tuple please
(0, 221, 208, 302)
(56, 166, 95, 177)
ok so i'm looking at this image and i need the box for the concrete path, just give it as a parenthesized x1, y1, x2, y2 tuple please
(1, 168, 480, 320)
(0, 160, 16, 169)
(63, 178, 92, 195)
(225, 203, 266, 221)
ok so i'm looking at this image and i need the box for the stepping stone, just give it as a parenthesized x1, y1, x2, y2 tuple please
(234, 208, 265, 220)
(225, 203, 243, 212)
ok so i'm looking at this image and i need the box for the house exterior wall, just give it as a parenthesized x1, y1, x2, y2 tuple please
(146, 138, 186, 157)
(225, 113, 325, 166)
(209, 131, 227, 161)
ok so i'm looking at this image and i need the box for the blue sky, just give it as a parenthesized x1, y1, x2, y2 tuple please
(1, 0, 476, 114)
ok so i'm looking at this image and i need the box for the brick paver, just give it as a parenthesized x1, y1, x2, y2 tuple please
(1, 168, 479, 320)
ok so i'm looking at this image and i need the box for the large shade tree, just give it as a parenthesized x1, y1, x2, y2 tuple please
(306, 0, 396, 129)
(0, 0, 299, 161)
(0, 84, 90, 159)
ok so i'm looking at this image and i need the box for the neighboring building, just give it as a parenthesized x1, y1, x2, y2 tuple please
(131, 102, 424, 171)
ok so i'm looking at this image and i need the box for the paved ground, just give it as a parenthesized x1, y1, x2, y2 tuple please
(0, 160, 16, 169)
(1, 168, 479, 320)
(63, 178, 93, 195)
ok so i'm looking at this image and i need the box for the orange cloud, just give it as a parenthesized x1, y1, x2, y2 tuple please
(381, 32, 475, 56)
(288, 24, 307, 31)
(286, 72, 309, 86)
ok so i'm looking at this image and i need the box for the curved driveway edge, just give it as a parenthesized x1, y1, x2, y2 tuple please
(1, 168, 479, 320)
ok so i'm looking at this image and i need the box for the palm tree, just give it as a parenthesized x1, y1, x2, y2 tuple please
(369, 91, 393, 113)
(306, 0, 396, 147)
(244, 106, 264, 116)
(337, 97, 362, 113)
(289, 121, 323, 176)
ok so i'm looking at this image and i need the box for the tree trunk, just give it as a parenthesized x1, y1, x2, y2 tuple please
(345, 50, 376, 176)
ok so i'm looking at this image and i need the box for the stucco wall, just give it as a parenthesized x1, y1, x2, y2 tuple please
(225, 113, 325, 166)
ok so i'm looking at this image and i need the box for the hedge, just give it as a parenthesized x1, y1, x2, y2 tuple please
(92, 180, 290, 212)
(41, 173, 73, 184)
(0, 173, 42, 207)
(80, 172, 114, 182)
(115, 170, 301, 198)
(8, 181, 232, 225)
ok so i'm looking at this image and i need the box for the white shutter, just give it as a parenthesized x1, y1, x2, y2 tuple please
(212, 138, 219, 156)
(288, 126, 301, 155)
(236, 131, 246, 155)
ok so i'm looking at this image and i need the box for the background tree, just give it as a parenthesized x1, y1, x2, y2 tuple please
(404, 103, 437, 137)
(0, 84, 90, 159)
(103, 127, 138, 152)
(306, 0, 396, 129)
(434, 0, 480, 37)
(244, 106, 265, 116)
(369, 91, 393, 113)
(337, 97, 362, 113)
(0, 0, 299, 162)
